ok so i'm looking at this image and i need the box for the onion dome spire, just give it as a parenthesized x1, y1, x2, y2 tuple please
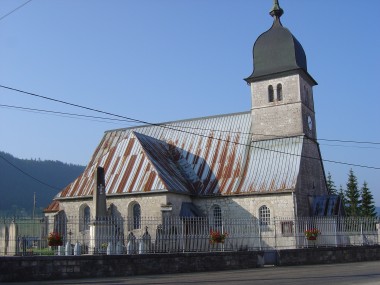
(269, 0, 284, 20)
(244, 0, 317, 85)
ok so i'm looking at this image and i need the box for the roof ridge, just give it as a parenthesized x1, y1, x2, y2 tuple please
(105, 110, 250, 133)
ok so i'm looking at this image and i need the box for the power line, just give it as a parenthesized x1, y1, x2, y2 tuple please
(1, 84, 379, 170)
(0, 0, 33, 22)
(2, 90, 379, 146)
(3, 103, 380, 151)
(0, 154, 61, 191)
(0, 104, 139, 126)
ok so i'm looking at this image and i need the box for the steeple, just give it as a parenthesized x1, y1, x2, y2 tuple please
(244, 0, 316, 85)
(246, 1, 319, 142)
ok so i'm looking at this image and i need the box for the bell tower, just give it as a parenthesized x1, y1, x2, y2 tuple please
(244, 0, 328, 215)
(245, 0, 318, 142)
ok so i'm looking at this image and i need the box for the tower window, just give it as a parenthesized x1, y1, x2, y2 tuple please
(277, 84, 283, 101)
(268, 85, 274, 102)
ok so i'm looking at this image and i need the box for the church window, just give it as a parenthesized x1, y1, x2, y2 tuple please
(83, 206, 90, 230)
(79, 204, 91, 232)
(54, 210, 67, 238)
(212, 205, 222, 229)
(268, 85, 274, 102)
(133, 203, 141, 230)
(259, 205, 270, 227)
(281, 221, 293, 236)
(277, 83, 283, 101)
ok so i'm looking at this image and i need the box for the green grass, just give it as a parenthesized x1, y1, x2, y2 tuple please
(29, 248, 55, 256)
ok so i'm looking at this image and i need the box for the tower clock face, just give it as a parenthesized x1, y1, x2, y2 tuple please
(307, 115, 313, 131)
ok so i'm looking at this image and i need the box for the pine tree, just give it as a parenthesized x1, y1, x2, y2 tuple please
(360, 181, 376, 217)
(326, 172, 337, 195)
(344, 169, 361, 217)
(338, 184, 347, 214)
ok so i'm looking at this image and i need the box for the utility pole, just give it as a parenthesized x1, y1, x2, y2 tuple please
(32, 192, 36, 219)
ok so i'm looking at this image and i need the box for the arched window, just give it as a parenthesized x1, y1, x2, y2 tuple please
(133, 203, 141, 230)
(54, 210, 67, 238)
(79, 204, 91, 232)
(213, 205, 222, 229)
(277, 83, 283, 101)
(268, 85, 274, 102)
(83, 206, 90, 230)
(259, 205, 270, 227)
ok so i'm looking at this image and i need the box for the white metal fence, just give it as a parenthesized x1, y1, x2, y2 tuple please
(0, 216, 379, 256)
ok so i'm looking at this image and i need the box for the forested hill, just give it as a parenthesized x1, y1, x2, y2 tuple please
(0, 151, 85, 216)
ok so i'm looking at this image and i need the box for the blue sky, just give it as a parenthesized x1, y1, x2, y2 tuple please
(1, 0, 379, 205)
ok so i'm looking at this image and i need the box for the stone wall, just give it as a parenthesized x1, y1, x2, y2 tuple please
(250, 74, 304, 141)
(59, 192, 169, 220)
(56, 193, 170, 240)
(194, 192, 295, 220)
(295, 138, 328, 216)
(2, 246, 380, 282)
(0, 251, 262, 282)
(277, 245, 380, 266)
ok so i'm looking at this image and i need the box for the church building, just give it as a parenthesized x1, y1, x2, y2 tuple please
(45, 1, 332, 235)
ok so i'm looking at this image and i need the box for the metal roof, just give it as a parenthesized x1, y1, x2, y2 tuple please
(56, 112, 304, 199)
(44, 200, 60, 213)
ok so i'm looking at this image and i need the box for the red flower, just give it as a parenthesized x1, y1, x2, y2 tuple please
(48, 232, 63, 246)
(304, 228, 321, 240)
(210, 230, 228, 244)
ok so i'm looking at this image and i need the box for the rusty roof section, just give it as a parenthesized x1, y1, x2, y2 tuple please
(44, 200, 60, 213)
(56, 112, 303, 199)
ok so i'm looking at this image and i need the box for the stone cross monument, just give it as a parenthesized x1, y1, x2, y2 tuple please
(93, 166, 107, 219)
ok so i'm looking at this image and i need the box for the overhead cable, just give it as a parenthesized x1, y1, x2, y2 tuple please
(1, 84, 379, 170)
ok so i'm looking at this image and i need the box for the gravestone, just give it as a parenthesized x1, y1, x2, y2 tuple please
(8, 221, 18, 256)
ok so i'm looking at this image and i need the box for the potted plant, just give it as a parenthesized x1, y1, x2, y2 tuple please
(304, 228, 320, 240)
(47, 232, 63, 247)
(210, 230, 228, 244)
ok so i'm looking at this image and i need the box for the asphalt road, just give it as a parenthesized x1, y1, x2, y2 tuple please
(6, 261, 380, 285)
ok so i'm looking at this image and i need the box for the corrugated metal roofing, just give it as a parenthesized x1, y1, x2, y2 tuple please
(56, 111, 304, 199)
(237, 137, 302, 193)
(44, 200, 60, 213)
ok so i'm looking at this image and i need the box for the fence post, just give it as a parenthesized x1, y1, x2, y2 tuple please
(258, 219, 262, 250)
(360, 219, 363, 246)
(274, 217, 277, 249)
